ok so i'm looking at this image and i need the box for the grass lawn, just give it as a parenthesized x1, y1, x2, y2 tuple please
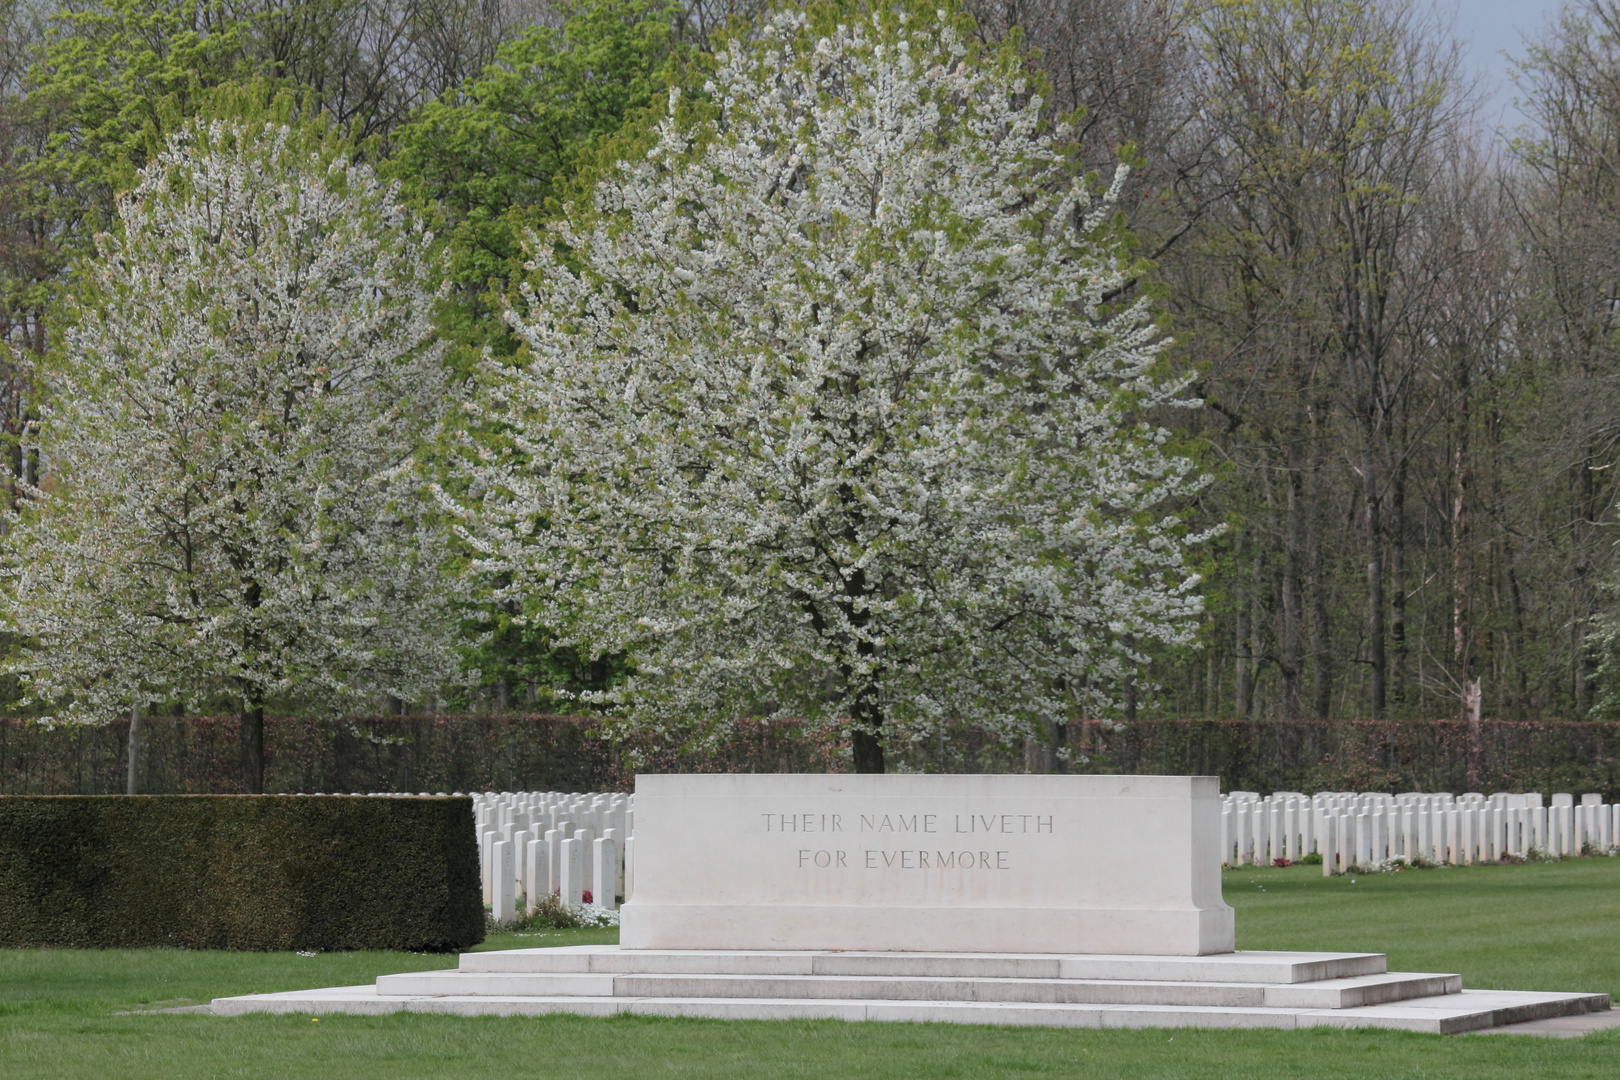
(2, 861, 1618, 1079)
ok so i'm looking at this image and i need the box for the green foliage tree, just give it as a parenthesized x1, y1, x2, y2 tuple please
(389, 0, 692, 713)
(25, 0, 249, 220)
(389, 0, 688, 350)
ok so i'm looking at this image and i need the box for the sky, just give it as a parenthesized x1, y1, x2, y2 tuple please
(1451, 0, 1574, 132)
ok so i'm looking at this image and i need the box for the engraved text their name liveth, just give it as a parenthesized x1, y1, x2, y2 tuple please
(620, 773, 1235, 955)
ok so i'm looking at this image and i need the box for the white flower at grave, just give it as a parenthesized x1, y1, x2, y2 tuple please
(0, 116, 462, 726)
(572, 903, 621, 928)
(452, 7, 1212, 768)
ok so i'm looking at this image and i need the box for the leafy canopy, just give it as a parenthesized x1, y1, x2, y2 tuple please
(451, 2, 1212, 770)
(0, 106, 460, 725)
(390, 0, 690, 345)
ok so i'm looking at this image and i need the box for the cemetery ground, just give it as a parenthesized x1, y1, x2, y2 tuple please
(0, 863, 1617, 1079)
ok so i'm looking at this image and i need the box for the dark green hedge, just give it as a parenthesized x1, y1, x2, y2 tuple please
(6, 714, 1620, 800)
(0, 795, 484, 951)
(0, 713, 833, 795)
(1060, 719, 1620, 799)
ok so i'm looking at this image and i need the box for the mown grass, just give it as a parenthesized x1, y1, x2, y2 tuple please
(0, 861, 1616, 1079)
(1230, 857, 1620, 997)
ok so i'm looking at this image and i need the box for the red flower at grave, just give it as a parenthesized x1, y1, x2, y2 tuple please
(582, 890, 593, 904)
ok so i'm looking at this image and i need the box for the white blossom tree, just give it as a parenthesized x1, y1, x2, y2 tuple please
(0, 114, 461, 792)
(454, 4, 1213, 772)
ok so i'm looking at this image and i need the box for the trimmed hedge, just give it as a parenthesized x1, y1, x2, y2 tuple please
(0, 713, 835, 795)
(4, 714, 1620, 800)
(0, 795, 484, 951)
(1061, 719, 1620, 799)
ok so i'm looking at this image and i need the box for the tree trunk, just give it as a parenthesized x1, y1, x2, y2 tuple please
(850, 665, 885, 772)
(1308, 479, 1331, 719)
(1464, 678, 1482, 790)
(1249, 556, 1264, 715)
(1205, 635, 1218, 716)
(1391, 451, 1408, 711)
(851, 727, 884, 773)
(241, 577, 266, 793)
(1362, 442, 1386, 719)
(1234, 536, 1251, 716)
(126, 703, 139, 796)
(1452, 358, 1470, 720)
(1280, 468, 1304, 720)
(1123, 635, 1138, 723)
(241, 697, 265, 794)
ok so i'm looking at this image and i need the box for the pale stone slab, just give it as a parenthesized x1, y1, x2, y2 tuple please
(621, 774, 1234, 955)
(1471, 1009, 1620, 1037)
(376, 972, 616, 996)
(370, 969, 1462, 1010)
(456, 946, 1384, 984)
(1294, 990, 1610, 1035)
(208, 984, 1607, 1034)
(1262, 973, 1460, 1009)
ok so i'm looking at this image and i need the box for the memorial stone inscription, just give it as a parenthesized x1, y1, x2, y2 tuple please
(621, 773, 1235, 955)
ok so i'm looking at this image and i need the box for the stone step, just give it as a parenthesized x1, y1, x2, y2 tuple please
(1265, 972, 1461, 1009)
(374, 969, 1458, 1009)
(208, 986, 1610, 1035)
(458, 946, 1387, 984)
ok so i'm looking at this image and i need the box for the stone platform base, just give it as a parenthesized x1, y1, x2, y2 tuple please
(209, 946, 1609, 1035)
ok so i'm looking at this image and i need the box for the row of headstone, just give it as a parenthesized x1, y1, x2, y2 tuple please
(1222, 790, 1620, 876)
(472, 790, 634, 923)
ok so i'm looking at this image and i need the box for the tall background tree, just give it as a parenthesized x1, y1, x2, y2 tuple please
(6, 0, 1620, 766)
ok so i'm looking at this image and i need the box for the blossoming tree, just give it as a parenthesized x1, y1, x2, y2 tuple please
(0, 114, 460, 792)
(457, 5, 1212, 772)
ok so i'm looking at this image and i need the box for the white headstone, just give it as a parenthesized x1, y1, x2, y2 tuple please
(1319, 812, 1336, 878)
(525, 839, 545, 913)
(559, 837, 584, 905)
(602, 828, 624, 896)
(491, 840, 516, 923)
(544, 829, 563, 896)
(480, 828, 498, 904)
(573, 827, 596, 893)
(511, 830, 532, 895)
(592, 837, 619, 910)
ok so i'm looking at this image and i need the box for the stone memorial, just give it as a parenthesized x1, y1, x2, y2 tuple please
(211, 773, 1611, 1033)
(621, 773, 1233, 955)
